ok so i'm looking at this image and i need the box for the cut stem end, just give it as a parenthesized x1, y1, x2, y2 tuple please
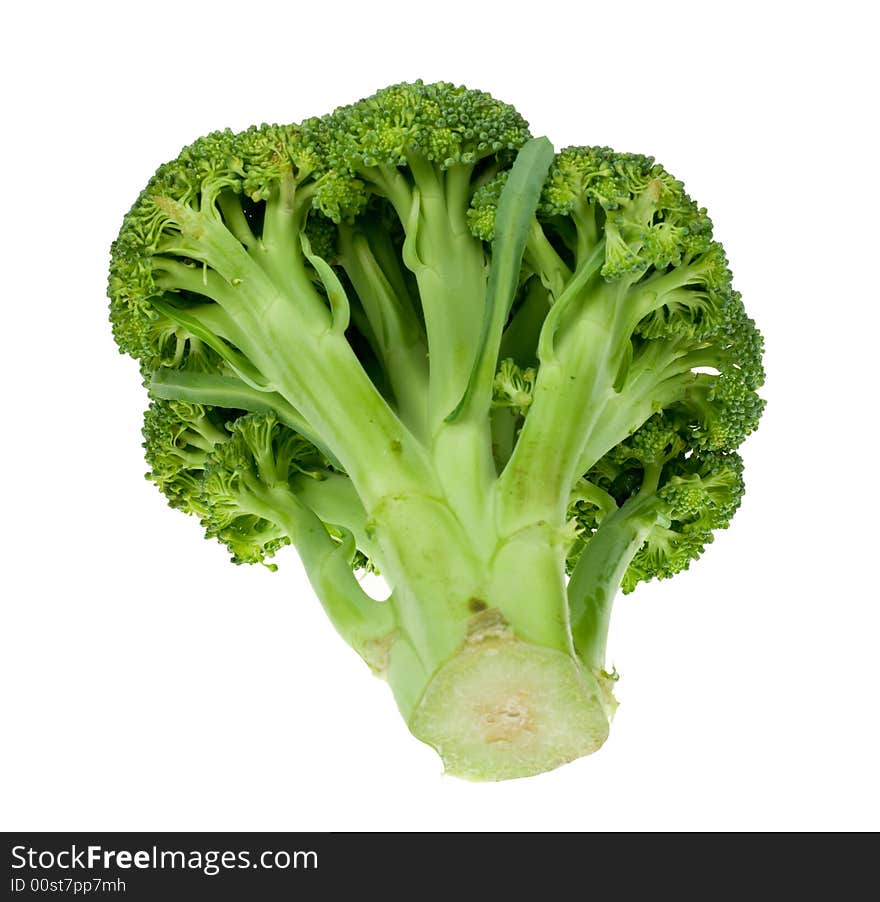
(409, 636, 614, 781)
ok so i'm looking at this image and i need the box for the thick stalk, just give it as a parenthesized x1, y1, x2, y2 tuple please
(488, 524, 574, 652)
(367, 491, 573, 684)
(431, 420, 497, 544)
(374, 502, 613, 780)
(258, 173, 311, 289)
(495, 254, 619, 532)
(495, 343, 616, 534)
(260, 326, 439, 508)
(370, 492, 488, 692)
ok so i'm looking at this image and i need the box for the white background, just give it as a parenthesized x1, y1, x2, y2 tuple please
(2, 0, 877, 831)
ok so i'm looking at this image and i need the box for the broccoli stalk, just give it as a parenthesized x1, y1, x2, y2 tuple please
(110, 82, 764, 780)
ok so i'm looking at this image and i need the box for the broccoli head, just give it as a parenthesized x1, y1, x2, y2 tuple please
(109, 81, 764, 780)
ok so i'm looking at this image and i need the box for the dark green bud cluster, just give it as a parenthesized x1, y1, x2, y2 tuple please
(687, 371, 766, 451)
(568, 405, 748, 590)
(542, 147, 680, 215)
(621, 450, 745, 591)
(142, 399, 229, 514)
(311, 172, 370, 225)
(548, 148, 705, 280)
(313, 80, 530, 172)
(199, 414, 327, 565)
(609, 413, 686, 469)
(305, 81, 530, 223)
(633, 243, 731, 341)
(677, 289, 765, 451)
(142, 400, 332, 566)
(466, 171, 508, 241)
(110, 83, 764, 598)
(230, 123, 321, 201)
(109, 124, 322, 369)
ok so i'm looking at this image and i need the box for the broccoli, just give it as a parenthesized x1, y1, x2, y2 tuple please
(109, 81, 764, 780)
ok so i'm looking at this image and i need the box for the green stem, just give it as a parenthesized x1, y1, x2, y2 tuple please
(444, 163, 476, 236)
(152, 258, 239, 304)
(187, 412, 228, 448)
(525, 219, 571, 299)
(571, 198, 599, 264)
(397, 154, 487, 429)
(368, 164, 414, 223)
(431, 419, 497, 544)
(289, 472, 376, 564)
(568, 472, 660, 671)
(259, 487, 396, 670)
(373, 493, 574, 719)
(262, 326, 439, 508)
(258, 172, 307, 286)
(154, 198, 437, 507)
(148, 370, 326, 450)
(217, 191, 257, 248)
(338, 226, 430, 440)
(154, 198, 331, 336)
(150, 297, 273, 391)
(488, 525, 573, 652)
(448, 138, 554, 427)
(371, 493, 487, 684)
(496, 275, 622, 534)
(436, 141, 554, 535)
(573, 364, 702, 478)
(570, 479, 618, 519)
(359, 220, 420, 321)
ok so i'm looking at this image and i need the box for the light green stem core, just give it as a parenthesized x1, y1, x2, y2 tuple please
(358, 489, 618, 780)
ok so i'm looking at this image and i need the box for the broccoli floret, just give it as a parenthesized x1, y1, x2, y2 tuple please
(109, 82, 764, 781)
